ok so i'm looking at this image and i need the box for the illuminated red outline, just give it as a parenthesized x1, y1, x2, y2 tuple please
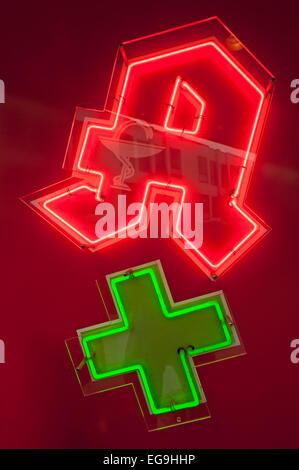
(75, 41, 264, 199)
(40, 37, 270, 276)
(43, 181, 186, 245)
(164, 76, 205, 134)
(43, 178, 256, 272)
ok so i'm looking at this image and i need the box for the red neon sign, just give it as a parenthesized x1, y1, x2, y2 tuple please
(22, 17, 275, 278)
(164, 76, 206, 135)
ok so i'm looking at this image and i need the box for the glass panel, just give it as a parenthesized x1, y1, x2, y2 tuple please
(21, 16, 274, 278)
(66, 260, 245, 431)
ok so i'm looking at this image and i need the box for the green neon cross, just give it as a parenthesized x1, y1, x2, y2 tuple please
(80, 263, 234, 415)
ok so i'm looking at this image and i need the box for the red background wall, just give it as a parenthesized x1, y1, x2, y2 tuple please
(0, 0, 298, 448)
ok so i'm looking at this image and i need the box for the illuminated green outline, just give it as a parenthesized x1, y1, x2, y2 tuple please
(82, 267, 232, 415)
